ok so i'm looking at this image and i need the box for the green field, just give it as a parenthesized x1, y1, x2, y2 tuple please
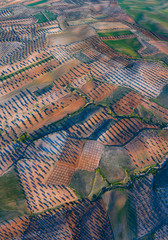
(103, 38, 141, 58)
(0, 168, 28, 222)
(44, 11, 57, 21)
(34, 11, 57, 23)
(97, 30, 133, 38)
(27, 0, 48, 7)
(118, 0, 168, 38)
(34, 12, 48, 23)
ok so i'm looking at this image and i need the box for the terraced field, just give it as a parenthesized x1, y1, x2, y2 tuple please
(0, 0, 168, 239)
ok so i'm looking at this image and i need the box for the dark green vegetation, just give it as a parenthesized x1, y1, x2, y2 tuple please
(43, 11, 57, 21)
(152, 84, 168, 109)
(34, 11, 57, 23)
(97, 30, 133, 37)
(97, 29, 142, 58)
(118, 0, 168, 38)
(103, 38, 141, 58)
(0, 56, 53, 82)
(70, 170, 95, 197)
(27, 0, 48, 7)
(34, 12, 48, 23)
(0, 169, 28, 222)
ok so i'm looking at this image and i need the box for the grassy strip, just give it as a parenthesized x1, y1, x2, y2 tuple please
(0, 56, 53, 82)
(96, 167, 110, 185)
(27, 0, 48, 7)
(97, 30, 133, 37)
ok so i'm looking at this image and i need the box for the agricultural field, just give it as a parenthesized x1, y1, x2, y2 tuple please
(34, 12, 48, 23)
(103, 166, 168, 240)
(118, 0, 168, 39)
(34, 11, 57, 23)
(97, 30, 133, 38)
(0, 168, 29, 222)
(0, 0, 168, 239)
(153, 83, 168, 109)
(103, 38, 142, 58)
(27, 0, 49, 7)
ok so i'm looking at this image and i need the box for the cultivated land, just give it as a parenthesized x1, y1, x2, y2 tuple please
(0, 0, 168, 239)
(103, 38, 142, 58)
(118, 0, 168, 39)
(0, 168, 29, 222)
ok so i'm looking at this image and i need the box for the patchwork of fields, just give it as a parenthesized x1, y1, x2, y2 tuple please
(0, 0, 168, 239)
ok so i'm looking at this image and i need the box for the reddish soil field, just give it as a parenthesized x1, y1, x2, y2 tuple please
(46, 162, 75, 186)
(141, 99, 168, 123)
(124, 129, 168, 168)
(81, 80, 118, 102)
(68, 108, 113, 138)
(0, 216, 29, 239)
(78, 140, 104, 171)
(112, 91, 143, 115)
(18, 158, 77, 213)
(98, 118, 158, 146)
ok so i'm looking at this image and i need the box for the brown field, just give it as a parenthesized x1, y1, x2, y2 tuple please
(56, 138, 85, 167)
(0, 18, 36, 27)
(0, 91, 86, 151)
(0, 51, 50, 78)
(68, 108, 113, 138)
(0, 58, 59, 99)
(90, 22, 130, 30)
(81, 80, 118, 102)
(97, 118, 158, 146)
(0, 2, 168, 237)
(46, 162, 75, 186)
(17, 158, 77, 213)
(15, 198, 113, 239)
(149, 41, 168, 55)
(0, 216, 29, 239)
(47, 25, 96, 46)
(141, 98, 168, 123)
(112, 91, 143, 115)
(46, 138, 104, 186)
(100, 35, 135, 41)
(124, 129, 168, 168)
(78, 140, 104, 171)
